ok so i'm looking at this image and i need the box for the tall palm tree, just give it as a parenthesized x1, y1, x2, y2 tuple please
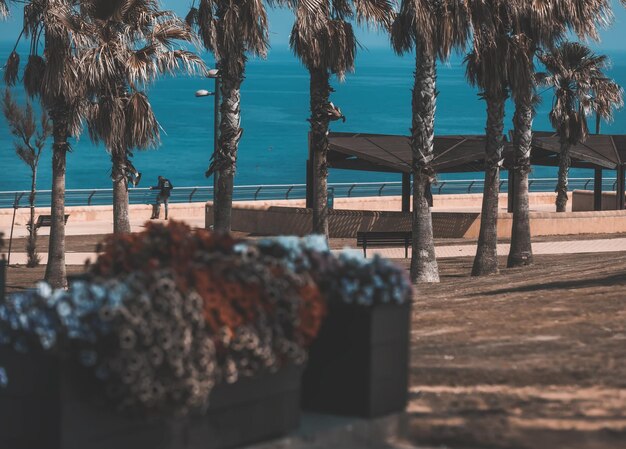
(506, 0, 613, 268)
(391, 0, 470, 283)
(80, 0, 205, 234)
(4, 0, 88, 288)
(538, 42, 623, 212)
(290, 0, 394, 237)
(464, 0, 518, 277)
(186, 0, 272, 232)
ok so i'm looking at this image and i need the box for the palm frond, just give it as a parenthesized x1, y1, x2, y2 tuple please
(0, 0, 8, 18)
(390, 0, 469, 60)
(23, 55, 46, 98)
(125, 91, 160, 149)
(4, 51, 19, 86)
(353, 0, 394, 30)
(540, 41, 623, 145)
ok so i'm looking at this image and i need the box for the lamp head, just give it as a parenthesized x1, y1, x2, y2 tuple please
(195, 90, 215, 97)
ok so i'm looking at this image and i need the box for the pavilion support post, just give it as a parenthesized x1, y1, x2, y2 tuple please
(402, 172, 411, 212)
(306, 133, 314, 209)
(594, 168, 603, 211)
(507, 169, 515, 213)
(617, 164, 626, 210)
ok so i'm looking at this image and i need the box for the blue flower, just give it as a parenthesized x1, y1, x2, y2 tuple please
(0, 367, 8, 388)
(79, 350, 98, 367)
(36, 282, 52, 299)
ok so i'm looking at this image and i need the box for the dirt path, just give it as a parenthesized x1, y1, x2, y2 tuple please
(403, 253, 626, 449)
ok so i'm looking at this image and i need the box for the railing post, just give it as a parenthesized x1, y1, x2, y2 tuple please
(286, 186, 294, 200)
(378, 184, 386, 196)
(347, 185, 356, 197)
(467, 181, 475, 193)
(402, 173, 411, 212)
(438, 182, 446, 194)
(594, 170, 603, 211)
(254, 187, 262, 201)
(87, 190, 96, 206)
(189, 188, 198, 203)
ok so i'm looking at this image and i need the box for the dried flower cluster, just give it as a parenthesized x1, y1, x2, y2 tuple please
(90, 222, 327, 380)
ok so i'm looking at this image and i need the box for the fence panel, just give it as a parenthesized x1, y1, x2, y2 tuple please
(0, 177, 619, 209)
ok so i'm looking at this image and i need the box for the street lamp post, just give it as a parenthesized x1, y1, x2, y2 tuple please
(195, 66, 221, 201)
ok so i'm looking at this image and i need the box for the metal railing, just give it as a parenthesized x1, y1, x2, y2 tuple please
(0, 177, 619, 209)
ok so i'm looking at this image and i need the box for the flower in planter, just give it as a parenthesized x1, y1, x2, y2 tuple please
(0, 272, 218, 417)
(89, 269, 217, 416)
(0, 279, 123, 353)
(247, 236, 412, 307)
(323, 252, 413, 306)
(89, 222, 327, 386)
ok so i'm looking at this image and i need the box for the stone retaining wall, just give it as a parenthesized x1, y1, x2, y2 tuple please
(206, 203, 626, 239)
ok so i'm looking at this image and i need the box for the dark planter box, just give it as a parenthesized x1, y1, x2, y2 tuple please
(0, 259, 6, 303)
(302, 301, 411, 418)
(0, 348, 301, 449)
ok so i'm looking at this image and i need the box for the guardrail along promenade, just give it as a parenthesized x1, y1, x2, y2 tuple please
(0, 177, 619, 209)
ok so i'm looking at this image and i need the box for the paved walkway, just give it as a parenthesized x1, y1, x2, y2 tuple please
(8, 237, 626, 265)
(341, 237, 626, 260)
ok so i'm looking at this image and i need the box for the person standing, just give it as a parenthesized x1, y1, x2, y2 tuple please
(150, 176, 174, 220)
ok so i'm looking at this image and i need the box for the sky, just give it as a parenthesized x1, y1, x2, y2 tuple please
(1, 1, 625, 51)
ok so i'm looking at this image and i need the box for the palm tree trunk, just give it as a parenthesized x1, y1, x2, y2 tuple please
(44, 117, 68, 288)
(507, 96, 534, 267)
(309, 68, 332, 237)
(111, 149, 131, 234)
(27, 167, 39, 267)
(556, 142, 571, 212)
(472, 92, 507, 277)
(214, 58, 244, 233)
(410, 48, 439, 283)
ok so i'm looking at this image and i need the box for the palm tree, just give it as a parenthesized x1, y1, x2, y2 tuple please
(464, 0, 518, 277)
(4, 0, 88, 288)
(80, 0, 205, 234)
(538, 42, 623, 213)
(2, 90, 52, 267)
(186, 0, 272, 233)
(391, 0, 470, 283)
(506, 0, 613, 268)
(290, 0, 394, 237)
(0, 0, 8, 17)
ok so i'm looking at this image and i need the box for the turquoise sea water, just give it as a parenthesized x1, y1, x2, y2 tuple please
(1, 42, 626, 192)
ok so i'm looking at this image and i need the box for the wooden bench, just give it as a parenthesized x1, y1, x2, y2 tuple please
(35, 214, 70, 229)
(356, 231, 412, 258)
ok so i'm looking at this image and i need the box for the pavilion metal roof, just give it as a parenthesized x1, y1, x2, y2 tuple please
(532, 132, 626, 170)
(328, 131, 626, 174)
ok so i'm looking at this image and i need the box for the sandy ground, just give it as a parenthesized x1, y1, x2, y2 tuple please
(3, 237, 626, 448)
(404, 253, 626, 449)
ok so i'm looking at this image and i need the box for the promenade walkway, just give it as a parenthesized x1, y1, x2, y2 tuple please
(348, 237, 626, 259)
(8, 236, 626, 265)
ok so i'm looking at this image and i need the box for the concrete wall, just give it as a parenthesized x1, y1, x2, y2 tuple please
(223, 192, 559, 212)
(572, 190, 622, 212)
(207, 203, 626, 240)
(205, 204, 413, 238)
(0, 203, 207, 228)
